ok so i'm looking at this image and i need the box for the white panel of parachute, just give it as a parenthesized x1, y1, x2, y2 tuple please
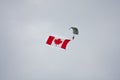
(69, 27, 79, 40)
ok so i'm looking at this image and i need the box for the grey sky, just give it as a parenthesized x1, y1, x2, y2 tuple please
(0, 0, 120, 80)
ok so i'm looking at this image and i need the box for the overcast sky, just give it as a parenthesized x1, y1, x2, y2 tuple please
(0, 0, 120, 80)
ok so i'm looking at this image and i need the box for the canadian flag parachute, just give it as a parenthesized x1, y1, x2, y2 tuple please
(46, 35, 71, 49)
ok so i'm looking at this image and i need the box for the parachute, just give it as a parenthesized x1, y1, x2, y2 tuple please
(69, 27, 79, 40)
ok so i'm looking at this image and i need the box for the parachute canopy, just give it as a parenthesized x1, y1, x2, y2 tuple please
(70, 27, 79, 35)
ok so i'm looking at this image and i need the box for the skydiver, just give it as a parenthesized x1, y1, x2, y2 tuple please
(72, 36, 75, 40)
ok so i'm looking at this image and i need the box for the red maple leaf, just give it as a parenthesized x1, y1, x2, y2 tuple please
(54, 38, 62, 45)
